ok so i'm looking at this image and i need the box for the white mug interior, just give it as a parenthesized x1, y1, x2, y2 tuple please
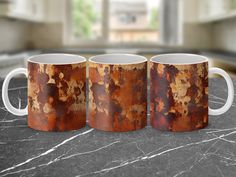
(150, 53, 208, 65)
(28, 53, 86, 64)
(89, 54, 147, 65)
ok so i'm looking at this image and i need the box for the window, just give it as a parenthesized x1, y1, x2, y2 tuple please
(68, 0, 161, 44)
(109, 0, 160, 43)
(71, 0, 103, 40)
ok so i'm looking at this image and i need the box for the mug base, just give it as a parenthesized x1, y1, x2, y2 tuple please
(88, 123, 147, 132)
(151, 124, 208, 132)
(28, 123, 86, 132)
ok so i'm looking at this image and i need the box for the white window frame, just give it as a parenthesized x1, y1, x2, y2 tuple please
(63, 0, 182, 47)
(64, 0, 109, 46)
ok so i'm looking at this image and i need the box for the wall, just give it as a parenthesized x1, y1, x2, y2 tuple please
(0, 19, 63, 51)
(182, 23, 213, 49)
(181, 0, 236, 52)
(0, 19, 30, 52)
(212, 18, 236, 52)
(0, 0, 65, 52)
(181, 0, 213, 49)
(27, 0, 65, 49)
(29, 23, 63, 49)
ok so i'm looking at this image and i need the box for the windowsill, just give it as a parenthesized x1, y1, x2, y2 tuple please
(63, 33, 182, 50)
(63, 39, 184, 50)
(40, 46, 198, 57)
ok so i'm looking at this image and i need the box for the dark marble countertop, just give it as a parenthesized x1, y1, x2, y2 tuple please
(200, 50, 236, 66)
(0, 78, 236, 177)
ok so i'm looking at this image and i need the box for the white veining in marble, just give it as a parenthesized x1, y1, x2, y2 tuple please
(0, 129, 94, 175)
(0, 78, 235, 177)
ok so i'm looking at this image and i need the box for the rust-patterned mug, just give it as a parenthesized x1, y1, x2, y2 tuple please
(150, 53, 234, 132)
(89, 54, 147, 132)
(2, 54, 87, 131)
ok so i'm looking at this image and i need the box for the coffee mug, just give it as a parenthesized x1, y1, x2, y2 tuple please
(2, 54, 87, 131)
(150, 53, 234, 132)
(89, 54, 147, 132)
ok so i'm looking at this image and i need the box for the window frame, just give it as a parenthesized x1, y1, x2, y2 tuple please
(64, 0, 109, 46)
(64, 0, 179, 47)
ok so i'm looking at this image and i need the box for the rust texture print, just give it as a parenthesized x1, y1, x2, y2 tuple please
(89, 62, 147, 132)
(28, 62, 86, 131)
(150, 62, 208, 132)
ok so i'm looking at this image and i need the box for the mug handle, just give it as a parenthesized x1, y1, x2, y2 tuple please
(209, 67, 234, 115)
(2, 68, 28, 116)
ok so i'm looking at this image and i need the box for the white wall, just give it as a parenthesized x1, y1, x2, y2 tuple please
(0, 0, 65, 52)
(181, 0, 236, 52)
(0, 19, 30, 52)
(44, 0, 65, 23)
(182, 23, 213, 49)
(28, 23, 63, 49)
(182, 0, 199, 23)
(181, 0, 213, 49)
(212, 18, 236, 52)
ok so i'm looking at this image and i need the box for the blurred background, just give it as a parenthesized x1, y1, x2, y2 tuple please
(0, 0, 236, 78)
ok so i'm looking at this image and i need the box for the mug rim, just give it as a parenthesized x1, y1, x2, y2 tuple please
(28, 53, 86, 65)
(150, 53, 208, 65)
(89, 53, 147, 65)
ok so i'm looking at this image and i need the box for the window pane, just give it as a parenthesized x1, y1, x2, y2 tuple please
(109, 0, 160, 42)
(72, 0, 102, 40)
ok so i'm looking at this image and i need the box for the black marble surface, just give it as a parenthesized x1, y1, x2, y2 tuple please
(0, 78, 236, 177)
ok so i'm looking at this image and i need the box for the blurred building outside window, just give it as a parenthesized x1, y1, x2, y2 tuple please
(71, 0, 103, 41)
(109, 0, 160, 43)
(69, 0, 161, 45)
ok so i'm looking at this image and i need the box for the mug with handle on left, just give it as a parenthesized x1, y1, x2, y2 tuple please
(2, 54, 87, 131)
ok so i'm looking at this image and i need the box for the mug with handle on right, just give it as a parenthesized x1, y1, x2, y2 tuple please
(150, 53, 234, 132)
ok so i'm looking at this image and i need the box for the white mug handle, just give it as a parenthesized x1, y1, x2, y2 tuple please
(2, 68, 28, 116)
(209, 67, 234, 115)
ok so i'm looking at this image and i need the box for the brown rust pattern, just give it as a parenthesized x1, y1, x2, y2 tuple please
(89, 62, 147, 132)
(150, 62, 208, 132)
(28, 62, 86, 131)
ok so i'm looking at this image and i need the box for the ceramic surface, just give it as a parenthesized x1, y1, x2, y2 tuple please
(89, 62, 147, 132)
(28, 62, 86, 131)
(150, 62, 208, 131)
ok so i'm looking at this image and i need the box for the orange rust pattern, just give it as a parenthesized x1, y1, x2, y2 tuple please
(89, 62, 147, 132)
(150, 62, 208, 132)
(28, 62, 86, 131)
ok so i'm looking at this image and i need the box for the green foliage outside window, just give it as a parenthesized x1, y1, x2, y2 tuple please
(149, 8, 159, 29)
(230, 0, 236, 10)
(72, 0, 96, 38)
